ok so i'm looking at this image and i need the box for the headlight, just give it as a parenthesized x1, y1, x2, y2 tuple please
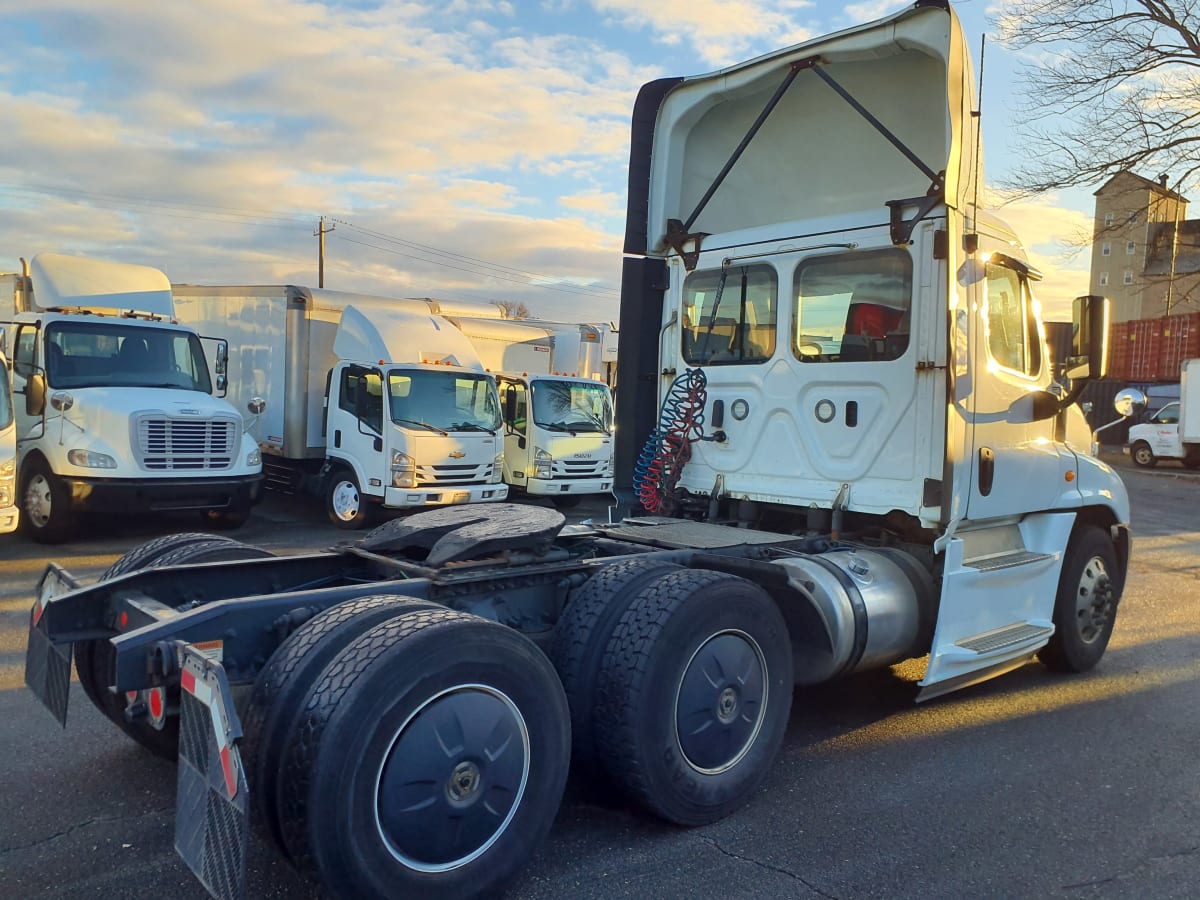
(0, 458, 13, 507)
(67, 449, 117, 469)
(391, 450, 416, 489)
(489, 451, 504, 484)
(534, 447, 552, 479)
(246, 449, 261, 467)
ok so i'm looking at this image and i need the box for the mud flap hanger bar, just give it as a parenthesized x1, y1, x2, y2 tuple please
(665, 56, 946, 269)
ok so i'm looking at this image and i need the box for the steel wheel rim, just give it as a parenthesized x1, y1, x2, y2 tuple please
(1133, 445, 1153, 466)
(374, 683, 530, 873)
(1075, 554, 1115, 644)
(23, 474, 52, 527)
(674, 629, 768, 775)
(331, 480, 360, 521)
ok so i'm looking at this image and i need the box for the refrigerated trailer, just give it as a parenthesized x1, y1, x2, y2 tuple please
(27, 3, 1134, 899)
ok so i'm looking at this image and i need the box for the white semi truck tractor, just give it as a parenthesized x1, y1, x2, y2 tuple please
(26, 3, 1133, 899)
(1, 254, 263, 542)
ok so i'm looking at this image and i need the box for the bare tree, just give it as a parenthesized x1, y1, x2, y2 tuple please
(993, 1, 1200, 196)
(499, 300, 532, 319)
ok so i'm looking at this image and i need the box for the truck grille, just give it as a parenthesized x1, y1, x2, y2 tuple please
(551, 458, 606, 479)
(134, 414, 238, 471)
(416, 462, 494, 485)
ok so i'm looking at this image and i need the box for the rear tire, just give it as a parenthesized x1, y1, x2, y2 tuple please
(242, 594, 440, 859)
(74, 538, 274, 759)
(277, 609, 570, 899)
(1038, 526, 1120, 673)
(547, 558, 682, 771)
(593, 569, 793, 826)
(326, 467, 372, 529)
(1130, 441, 1156, 468)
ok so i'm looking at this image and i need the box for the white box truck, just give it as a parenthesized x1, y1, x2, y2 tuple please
(1125, 357, 1200, 468)
(172, 285, 507, 526)
(0, 330, 16, 533)
(448, 316, 615, 503)
(1, 254, 263, 542)
(26, 4, 1137, 900)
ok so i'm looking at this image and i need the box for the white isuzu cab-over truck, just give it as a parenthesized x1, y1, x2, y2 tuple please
(26, 4, 1133, 899)
(2, 254, 263, 542)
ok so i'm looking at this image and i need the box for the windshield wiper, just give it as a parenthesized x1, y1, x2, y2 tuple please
(448, 422, 496, 434)
(395, 417, 449, 436)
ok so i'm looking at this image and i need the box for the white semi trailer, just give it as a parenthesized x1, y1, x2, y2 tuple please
(172, 286, 507, 526)
(1, 254, 263, 542)
(27, 4, 1134, 899)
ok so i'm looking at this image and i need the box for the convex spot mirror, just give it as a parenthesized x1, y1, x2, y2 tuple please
(1114, 388, 1146, 419)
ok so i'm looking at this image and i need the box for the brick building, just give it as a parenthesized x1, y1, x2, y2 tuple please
(1089, 171, 1200, 322)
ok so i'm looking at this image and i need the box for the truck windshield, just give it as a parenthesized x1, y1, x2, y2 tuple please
(388, 370, 501, 433)
(531, 380, 613, 433)
(45, 322, 213, 392)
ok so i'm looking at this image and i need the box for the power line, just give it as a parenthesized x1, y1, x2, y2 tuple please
(334, 220, 616, 291)
(331, 233, 618, 301)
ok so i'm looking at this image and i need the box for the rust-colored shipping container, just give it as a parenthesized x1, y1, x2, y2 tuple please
(1108, 311, 1200, 383)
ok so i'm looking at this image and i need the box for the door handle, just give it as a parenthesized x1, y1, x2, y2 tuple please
(978, 447, 994, 496)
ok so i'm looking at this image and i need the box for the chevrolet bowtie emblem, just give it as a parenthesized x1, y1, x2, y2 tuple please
(449, 451, 466, 459)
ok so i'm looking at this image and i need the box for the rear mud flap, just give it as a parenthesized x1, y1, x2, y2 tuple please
(24, 563, 83, 727)
(176, 648, 249, 900)
(24, 611, 72, 727)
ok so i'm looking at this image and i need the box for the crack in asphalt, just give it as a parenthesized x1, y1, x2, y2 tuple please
(699, 834, 842, 899)
(0, 805, 175, 854)
(1062, 844, 1200, 890)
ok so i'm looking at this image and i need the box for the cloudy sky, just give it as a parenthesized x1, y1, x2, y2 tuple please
(0, 0, 1094, 323)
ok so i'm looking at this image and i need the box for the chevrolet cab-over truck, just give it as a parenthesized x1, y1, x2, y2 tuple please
(25, 4, 1132, 899)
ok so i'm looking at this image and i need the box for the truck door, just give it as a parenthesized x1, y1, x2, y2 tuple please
(327, 364, 385, 497)
(962, 255, 1063, 520)
(499, 378, 529, 485)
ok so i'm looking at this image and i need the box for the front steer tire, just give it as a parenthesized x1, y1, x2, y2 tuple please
(593, 568, 793, 827)
(277, 608, 570, 900)
(1038, 526, 1121, 673)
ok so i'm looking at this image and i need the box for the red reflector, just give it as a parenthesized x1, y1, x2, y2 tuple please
(31, 603, 43, 627)
(181, 669, 197, 694)
(119, 611, 129, 629)
(149, 688, 164, 719)
(220, 746, 237, 799)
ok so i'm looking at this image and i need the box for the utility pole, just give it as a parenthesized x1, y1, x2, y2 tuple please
(315, 216, 335, 288)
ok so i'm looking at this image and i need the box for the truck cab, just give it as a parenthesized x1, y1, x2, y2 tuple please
(497, 373, 614, 502)
(321, 306, 507, 527)
(2, 254, 263, 542)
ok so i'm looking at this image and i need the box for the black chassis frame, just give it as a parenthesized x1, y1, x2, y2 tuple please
(27, 533, 804, 725)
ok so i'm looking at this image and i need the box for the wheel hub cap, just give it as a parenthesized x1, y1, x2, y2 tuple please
(24, 475, 52, 527)
(376, 685, 530, 872)
(1076, 556, 1114, 644)
(675, 630, 768, 775)
(332, 482, 359, 519)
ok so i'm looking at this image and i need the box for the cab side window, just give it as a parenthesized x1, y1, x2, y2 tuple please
(339, 366, 383, 433)
(14, 326, 37, 378)
(504, 381, 527, 431)
(985, 263, 1041, 377)
(1151, 403, 1179, 424)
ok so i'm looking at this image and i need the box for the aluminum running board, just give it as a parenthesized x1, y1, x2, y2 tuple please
(919, 512, 1075, 700)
